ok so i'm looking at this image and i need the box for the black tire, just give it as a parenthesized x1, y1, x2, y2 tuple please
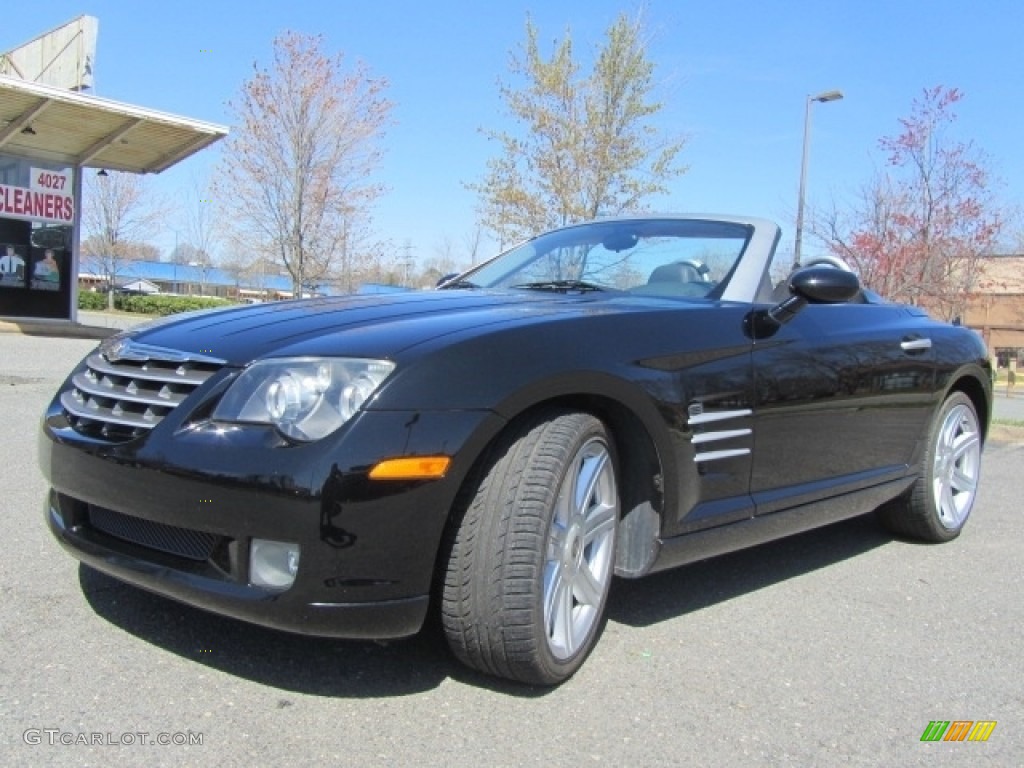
(441, 409, 619, 686)
(877, 392, 982, 542)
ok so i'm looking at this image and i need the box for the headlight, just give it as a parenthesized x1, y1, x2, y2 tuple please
(213, 357, 395, 441)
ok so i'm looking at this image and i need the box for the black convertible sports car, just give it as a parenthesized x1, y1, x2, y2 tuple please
(41, 215, 992, 685)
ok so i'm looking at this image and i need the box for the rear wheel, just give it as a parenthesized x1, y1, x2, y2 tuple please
(441, 410, 619, 685)
(878, 391, 982, 542)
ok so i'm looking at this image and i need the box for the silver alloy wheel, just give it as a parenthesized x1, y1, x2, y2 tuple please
(932, 402, 981, 530)
(543, 436, 618, 660)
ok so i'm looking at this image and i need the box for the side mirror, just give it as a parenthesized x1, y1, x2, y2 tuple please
(790, 266, 861, 304)
(749, 266, 861, 338)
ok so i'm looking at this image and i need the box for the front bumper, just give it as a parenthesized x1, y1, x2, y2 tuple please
(40, 406, 503, 639)
(45, 489, 430, 637)
(46, 489, 430, 637)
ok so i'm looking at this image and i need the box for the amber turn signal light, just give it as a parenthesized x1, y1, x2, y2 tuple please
(368, 456, 451, 480)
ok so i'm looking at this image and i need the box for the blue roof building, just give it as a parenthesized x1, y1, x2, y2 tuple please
(78, 257, 325, 299)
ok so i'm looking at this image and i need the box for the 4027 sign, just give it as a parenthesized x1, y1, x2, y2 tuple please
(33, 168, 70, 192)
(0, 167, 74, 224)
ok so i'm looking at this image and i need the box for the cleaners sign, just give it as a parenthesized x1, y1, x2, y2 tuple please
(0, 167, 74, 224)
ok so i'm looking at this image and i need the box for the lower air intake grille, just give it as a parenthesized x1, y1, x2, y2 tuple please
(88, 505, 220, 561)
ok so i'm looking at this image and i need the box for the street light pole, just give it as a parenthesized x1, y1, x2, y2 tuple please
(794, 89, 843, 268)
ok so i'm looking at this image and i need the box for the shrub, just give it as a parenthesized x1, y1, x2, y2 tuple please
(77, 291, 235, 316)
(117, 295, 234, 316)
(78, 291, 108, 310)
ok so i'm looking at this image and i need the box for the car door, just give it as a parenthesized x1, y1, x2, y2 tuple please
(749, 301, 936, 515)
(639, 303, 758, 537)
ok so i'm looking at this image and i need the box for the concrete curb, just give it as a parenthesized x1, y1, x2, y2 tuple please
(0, 319, 119, 340)
(0, 309, 149, 339)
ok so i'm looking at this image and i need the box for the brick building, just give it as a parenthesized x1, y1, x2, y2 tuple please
(963, 256, 1024, 369)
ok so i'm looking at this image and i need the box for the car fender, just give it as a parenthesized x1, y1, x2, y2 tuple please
(440, 367, 678, 577)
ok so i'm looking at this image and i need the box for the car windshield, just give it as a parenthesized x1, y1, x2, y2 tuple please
(458, 219, 753, 299)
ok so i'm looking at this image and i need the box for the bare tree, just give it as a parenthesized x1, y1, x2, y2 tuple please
(123, 242, 161, 262)
(330, 216, 395, 294)
(168, 242, 201, 265)
(216, 32, 393, 298)
(470, 11, 687, 245)
(414, 236, 458, 286)
(81, 170, 164, 308)
(177, 175, 220, 296)
(434, 235, 458, 271)
(816, 87, 1003, 321)
(463, 226, 487, 267)
(218, 238, 264, 300)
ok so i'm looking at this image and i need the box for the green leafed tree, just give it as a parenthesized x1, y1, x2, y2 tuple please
(471, 11, 687, 246)
(217, 32, 393, 297)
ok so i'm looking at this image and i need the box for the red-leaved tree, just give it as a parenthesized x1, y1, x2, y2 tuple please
(818, 86, 1002, 321)
(217, 33, 393, 297)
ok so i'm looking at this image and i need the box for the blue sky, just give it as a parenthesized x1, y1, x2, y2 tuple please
(4, 1, 1022, 266)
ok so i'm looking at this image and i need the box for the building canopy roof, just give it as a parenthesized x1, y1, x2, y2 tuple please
(0, 74, 227, 173)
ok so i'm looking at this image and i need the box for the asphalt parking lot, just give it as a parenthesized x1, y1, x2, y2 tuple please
(1, 329, 1021, 767)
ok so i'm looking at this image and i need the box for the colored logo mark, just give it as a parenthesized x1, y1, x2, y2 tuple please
(920, 720, 996, 742)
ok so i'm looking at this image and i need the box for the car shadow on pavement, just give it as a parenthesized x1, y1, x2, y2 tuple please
(608, 512, 893, 627)
(77, 512, 893, 697)
(77, 564, 547, 698)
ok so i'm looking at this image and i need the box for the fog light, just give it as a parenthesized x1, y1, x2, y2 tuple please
(250, 539, 300, 589)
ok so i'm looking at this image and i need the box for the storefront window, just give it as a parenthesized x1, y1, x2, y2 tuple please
(0, 153, 75, 318)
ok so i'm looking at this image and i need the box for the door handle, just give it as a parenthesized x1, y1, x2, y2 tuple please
(900, 337, 932, 352)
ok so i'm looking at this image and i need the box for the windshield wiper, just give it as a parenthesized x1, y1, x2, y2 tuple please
(437, 279, 479, 290)
(510, 279, 605, 293)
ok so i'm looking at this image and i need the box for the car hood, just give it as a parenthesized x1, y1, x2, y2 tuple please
(115, 290, 662, 365)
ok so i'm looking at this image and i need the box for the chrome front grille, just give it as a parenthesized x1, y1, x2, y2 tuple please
(61, 343, 224, 441)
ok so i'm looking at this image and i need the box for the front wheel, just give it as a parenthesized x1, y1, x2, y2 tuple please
(878, 391, 982, 542)
(441, 410, 619, 685)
